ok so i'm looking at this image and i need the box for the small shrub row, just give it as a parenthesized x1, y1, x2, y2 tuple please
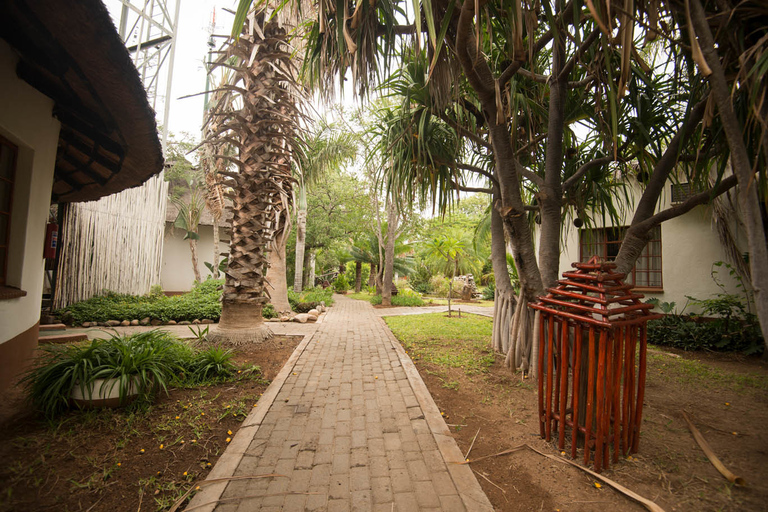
(57, 279, 224, 325)
(287, 287, 334, 310)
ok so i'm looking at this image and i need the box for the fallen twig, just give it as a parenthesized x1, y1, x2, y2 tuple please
(457, 444, 527, 464)
(464, 428, 481, 460)
(459, 444, 666, 512)
(525, 444, 666, 512)
(682, 411, 746, 487)
(472, 468, 508, 503)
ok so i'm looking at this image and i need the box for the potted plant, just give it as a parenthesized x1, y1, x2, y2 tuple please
(23, 330, 192, 417)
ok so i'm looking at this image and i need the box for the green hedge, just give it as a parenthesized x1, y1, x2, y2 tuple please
(287, 288, 334, 311)
(58, 280, 224, 325)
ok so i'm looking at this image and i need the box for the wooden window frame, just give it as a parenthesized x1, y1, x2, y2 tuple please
(0, 134, 18, 288)
(579, 226, 663, 291)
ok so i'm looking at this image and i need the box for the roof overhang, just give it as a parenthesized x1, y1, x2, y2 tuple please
(0, 0, 164, 203)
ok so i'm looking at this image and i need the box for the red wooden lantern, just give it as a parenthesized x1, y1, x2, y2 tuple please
(529, 256, 662, 472)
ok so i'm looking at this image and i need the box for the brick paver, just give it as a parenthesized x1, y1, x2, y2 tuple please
(187, 296, 492, 511)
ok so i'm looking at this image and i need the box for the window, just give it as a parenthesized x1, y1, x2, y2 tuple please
(0, 135, 17, 286)
(579, 226, 662, 289)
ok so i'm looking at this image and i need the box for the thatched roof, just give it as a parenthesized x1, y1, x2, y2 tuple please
(0, 0, 164, 203)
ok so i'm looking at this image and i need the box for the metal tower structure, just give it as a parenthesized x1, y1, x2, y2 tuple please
(117, 0, 181, 150)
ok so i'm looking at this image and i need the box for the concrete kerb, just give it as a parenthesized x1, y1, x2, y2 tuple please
(184, 328, 320, 512)
(376, 314, 495, 511)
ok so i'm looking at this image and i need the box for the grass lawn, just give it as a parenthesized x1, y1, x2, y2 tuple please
(422, 297, 495, 307)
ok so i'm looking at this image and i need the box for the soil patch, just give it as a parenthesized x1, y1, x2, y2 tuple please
(398, 319, 768, 511)
(0, 335, 302, 512)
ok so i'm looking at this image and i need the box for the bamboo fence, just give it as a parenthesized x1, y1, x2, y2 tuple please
(53, 173, 168, 309)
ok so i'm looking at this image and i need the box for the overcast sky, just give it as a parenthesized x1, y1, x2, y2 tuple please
(104, 0, 237, 144)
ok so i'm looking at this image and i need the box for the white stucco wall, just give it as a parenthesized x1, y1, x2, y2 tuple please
(557, 180, 746, 314)
(161, 223, 228, 292)
(0, 40, 60, 342)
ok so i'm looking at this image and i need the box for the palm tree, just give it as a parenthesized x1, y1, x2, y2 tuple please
(293, 121, 358, 291)
(204, 9, 300, 344)
(172, 189, 205, 283)
(424, 235, 464, 316)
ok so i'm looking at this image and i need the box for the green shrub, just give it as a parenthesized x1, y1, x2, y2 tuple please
(333, 275, 350, 293)
(185, 346, 236, 383)
(369, 295, 383, 305)
(392, 294, 425, 307)
(57, 279, 224, 325)
(262, 304, 277, 319)
(288, 288, 334, 310)
(428, 274, 459, 298)
(481, 285, 495, 300)
(22, 330, 194, 418)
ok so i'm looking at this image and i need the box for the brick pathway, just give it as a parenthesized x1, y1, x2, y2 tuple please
(187, 295, 493, 511)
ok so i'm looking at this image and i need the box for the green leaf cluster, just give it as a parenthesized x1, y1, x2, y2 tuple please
(22, 330, 237, 418)
(57, 279, 224, 325)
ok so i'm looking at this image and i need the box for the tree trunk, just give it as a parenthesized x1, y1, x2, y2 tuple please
(308, 251, 316, 289)
(189, 238, 201, 283)
(381, 201, 398, 306)
(265, 220, 291, 313)
(212, 218, 220, 279)
(355, 261, 362, 292)
(538, 35, 567, 290)
(690, 0, 768, 349)
(490, 195, 518, 355)
(367, 263, 376, 288)
(293, 208, 307, 292)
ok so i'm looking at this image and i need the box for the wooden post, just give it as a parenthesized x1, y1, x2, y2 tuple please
(571, 326, 583, 459)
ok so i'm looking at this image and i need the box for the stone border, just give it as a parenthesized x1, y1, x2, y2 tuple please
(377, 315, 495, 511)
(184, 328, 319, 512)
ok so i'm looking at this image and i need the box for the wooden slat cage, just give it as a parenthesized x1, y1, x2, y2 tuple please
(529, 256, 662, 472)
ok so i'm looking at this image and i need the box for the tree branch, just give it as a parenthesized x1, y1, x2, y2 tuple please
(631, 175, 738, 233)
(559, 29, 600, 80)
(563, 156, 615, 191)
(451, 181, 492, 194)
(437, 112, 491, 149)
(519, 167, 544, 187)
(457, 163, 498, 186)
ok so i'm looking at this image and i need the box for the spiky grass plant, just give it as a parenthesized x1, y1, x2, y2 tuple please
(23, 330, 192, 418)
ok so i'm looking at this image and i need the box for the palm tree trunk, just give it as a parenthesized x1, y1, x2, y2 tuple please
(266, 220, 291, 312)
(189, 238, 201, 283)
(207, 14, 297, 345)
(354, 261, 362, 292)
(308, 251, 316, 289)
(293, 207, 307, 292)
(381, 201, 398, 306)
(490, 196, 517, 355)
(212, 218, 220, 279)
(367, 263, 376, 288)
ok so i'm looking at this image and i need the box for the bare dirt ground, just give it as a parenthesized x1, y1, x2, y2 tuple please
(0, 335, 301, 512)
(412, 331, 768, 511)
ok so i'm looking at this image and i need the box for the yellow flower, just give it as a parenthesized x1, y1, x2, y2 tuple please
(226, 437, 231, 443)
(225, 405, 231, 409)
(293, 372, 297, 375)
(227, 430, 232, 435)
(183, 406, 188, 409)
(560, 451, 566, 456)
(191, 439, 197, 443)
(594, 482, 602, 489)
(183, 471, 188, 476)
(139, 449, 145, 454)
(196, 486, 201, 490)
(175, 416, 180, 420)
(237, 370, 241, 374)
(159, 444, 164, 450)
(117, 462, 122, 467)
(201, 412, 205, 416)
(207, 462, 212, 467)
(375, 376, 379, 379)
(725, 402, 730, 406)
(180, 440, 185, 444)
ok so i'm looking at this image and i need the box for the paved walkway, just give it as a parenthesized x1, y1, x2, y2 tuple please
(187, 296, 493, 511)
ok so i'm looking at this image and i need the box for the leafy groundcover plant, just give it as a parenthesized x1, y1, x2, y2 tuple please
(23, 330, 236, 418)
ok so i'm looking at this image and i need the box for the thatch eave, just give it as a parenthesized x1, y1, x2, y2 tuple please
(0, 0, 164, 203)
